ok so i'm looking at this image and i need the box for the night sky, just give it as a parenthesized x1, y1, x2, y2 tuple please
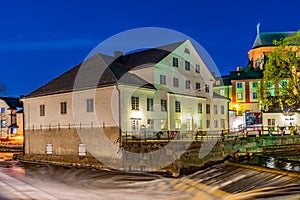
(0, 0, 299, 96)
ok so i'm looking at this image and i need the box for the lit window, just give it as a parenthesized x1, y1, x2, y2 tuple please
(160, 75, 166, 85)
(237, 92, 243, 100)
(237, 82, 243, 88)
(185, 61, 190, 71)
(214, 105, 218, 114)
(172, 57, 178, 67)
(267, 119, 275, 126)
(147, 98, 154, 111)
(198, 103, 202, 113)
(206, 104, 210, 114)
(185, 80, 191, 89)
(60, 102, 67, 115)
(253, 92, 258, 99)
(196, 82, 201, 90)
(220, 89, 225, 96)
(175, 119, 181, 129)
(40, 104, 45, 116)
(161, 119, 167, 130)
(86, 99, 94, 112)
(195, 64, 200, 73)
(1, 120, 6, 128)
(252, 82, 257, 88)
(131, 96, 139, 110)
(1, 107, 5, 113)
(173, 78, 179, 87)
(161, 99, 167, 112)
(175, 101, 181, 112)
(147, 119, 154, 130)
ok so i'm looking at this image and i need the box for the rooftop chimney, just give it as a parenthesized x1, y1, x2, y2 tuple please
(114, 51, 123, 58)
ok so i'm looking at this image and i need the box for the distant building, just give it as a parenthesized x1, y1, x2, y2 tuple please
(22, 40, 229, 160)
(0, 97, 23, 140)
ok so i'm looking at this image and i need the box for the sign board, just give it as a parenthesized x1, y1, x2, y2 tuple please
(46, 143, 53, 154)
(78, 144, 86, 156)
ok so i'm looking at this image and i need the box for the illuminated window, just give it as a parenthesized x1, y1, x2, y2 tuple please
(185, 80, 191, 89)
(237, 82, 243, 88)
(1, 120, 6, 128)
(175, 119, 181, 129)
(147, 98, 153, 111)
(147, 119, 154, 130)
(175, 101, 181, 112)
(86, 99, 94, 112)
(253, 92, 258, 99)
(131, 96, 139, 110)
(161, 99, 167, 112)
(195, 64, 200, 73)
(60, 102, 67, 115)
(1, 107, 5, 113)
(173, 78, 179, 87)
(161, 120, 167, 130)
(40, 104, 45, 116)
(237, 92, 243, 100)
(172, 57, 178, 67)
(220, 89, 225, 96)
(185, 61, 190, 71)
(160, 75, 166, 85)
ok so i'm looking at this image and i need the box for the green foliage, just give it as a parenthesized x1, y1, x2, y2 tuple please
(262, 31, 300, 111)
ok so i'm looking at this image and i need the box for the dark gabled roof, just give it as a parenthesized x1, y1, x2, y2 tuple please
(214, 75, 232, 87)
(25, 41, 185, 98)
(0, 97, 23, 109)
(252, 31, 297, 49)
(230, 70, 263, 80)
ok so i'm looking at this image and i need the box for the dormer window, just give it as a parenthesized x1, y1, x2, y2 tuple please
(184, 48, 190, 54)
(255, 58, 260, 68)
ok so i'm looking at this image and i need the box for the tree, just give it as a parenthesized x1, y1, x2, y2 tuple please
(262, 31, 300, 112)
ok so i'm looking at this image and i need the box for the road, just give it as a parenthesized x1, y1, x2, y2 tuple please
(0, 158, 300, 199)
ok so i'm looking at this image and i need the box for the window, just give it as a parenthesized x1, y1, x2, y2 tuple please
(198, 119, 203, 129)
(184, 48, 190, 54)
(40, 104, 45, 116)
(214, 120, 218, 128)
(221, 119, 225, 129)
(195, 64, 200, 73)
(1, 107, 5, 113)
(281, 80, 287, 87)
(161, 99, 167, 112)
(131, 96, 139, 110)
(131, 120, 139, 130)
(173, 77, 179, 87)
(175, 101, 181, 112)
(185, 80, 191, 89)
(237, 92, 243, 100)
(185, 61, 190, 71)
(220, 89, 225, 96)
(172, 57, 178, 67)
(175, 119, 181, 129)
(1, 120, 6, 128)
(213, 105, 218, 114)
(206, 120, 210, 128)
(147, 98, 154, 111)
(221, 105, 225, 115)
(198, 103, 202, 113)
(252, 82, 257, 88)
(205, 84, 209, 93)
(268, 119, 275, 126)
(253, 92, 258, 99)
(196, 82, 201, 90)
(147, 119, 154, 130)
(86, 99, 94, 112)
(160, 75, 166, 85)
(255, 58, 260, 68)
(60, 102, 67, 115)
(267, 82, 271, 88)
(206, 104, 210, 114)
(237, 82, 243, 88)
(161, 119, 167, 130)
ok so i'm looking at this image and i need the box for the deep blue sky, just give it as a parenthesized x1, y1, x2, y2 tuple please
(0, 0, 299, 96)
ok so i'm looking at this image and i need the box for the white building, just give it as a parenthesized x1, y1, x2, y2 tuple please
(22, 40, 229, 157)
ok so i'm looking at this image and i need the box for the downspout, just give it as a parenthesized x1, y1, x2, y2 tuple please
(116, 83, 122, 149)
